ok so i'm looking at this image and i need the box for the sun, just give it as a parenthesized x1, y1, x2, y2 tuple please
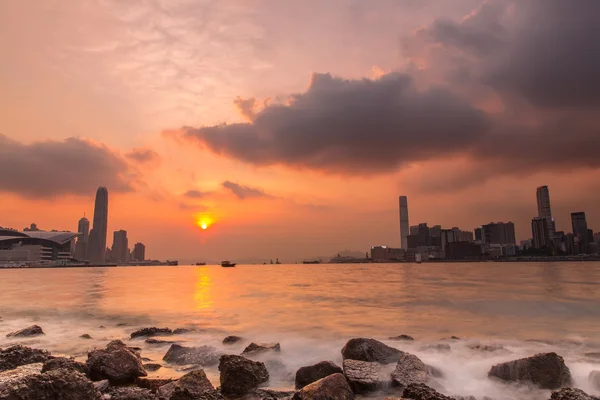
(200, 222, 208, 230)
(195, 214, 214, 230)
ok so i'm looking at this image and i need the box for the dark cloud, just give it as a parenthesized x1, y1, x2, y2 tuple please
(222, 181, 271, 200)
(125, 148, 161, 164)
(183, 189, 209, 199)
(0, 135, 136, 198)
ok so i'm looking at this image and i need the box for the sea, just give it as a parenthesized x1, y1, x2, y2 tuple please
(1, 262, 600, 399)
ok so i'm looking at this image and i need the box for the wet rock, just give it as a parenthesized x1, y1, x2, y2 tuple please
(173, 328, 192, 335)
(428, 365, 444, 379)
(342, 359, 393, 394)
(488, 352, 572, 389)
(341, 338, 403, 364)
(550, 388, 600, 400)
(146, 338, 176, 345)
(130, 327, 173, 339)
(93, 379, 110, 393)
(5, 325, 44, 338)
(242, 342, 281, 356)
(292, 373, 354, 400)
(589, 371, 600, 391)
(295, 360, 343, 389)
(144, 363, 162, 372)
(251, 388, 295, 399)
(157, 370, 222, 400)
(87, 339, 147, 384)
(0, 345, 51, 372)
(219, 354, 269, 396)
(136, 376, 176, 392)
(106, 386, 156, 400)
(81, 333, 93, 339)
(391, 352, 429, 388)
(0, 363, 43, 387)
(162, 344, 220, 366)
(468, 344, 506, 353)
(441, 336, 461, 341)
(402, 383, 454, 400)
(223, 335, 243, 345)
(0, 368, 101, 400)
(389, 334, 415, 341)
(420, 344, 451, 353)
(42, 357, 90, 377)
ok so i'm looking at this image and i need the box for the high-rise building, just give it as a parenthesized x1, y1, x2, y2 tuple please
(133, 243, 146, 262)
(571, 212, 589, 253)
(111, 230, 128, 263)
(531, 217, 550, 249)
(88, 187, 109, 263)
(481, 222, 516, 245)
(409, 225, 419, 235)
(399, 196, 409, 249)
(474, 227, 483, 242)
(536, 186, 555, 241)
(74, 216, 90, 260)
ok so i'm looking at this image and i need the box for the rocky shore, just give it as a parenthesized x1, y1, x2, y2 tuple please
(1, 324, 600, 400)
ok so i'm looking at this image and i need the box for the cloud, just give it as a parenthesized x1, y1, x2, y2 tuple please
(125, 148, 161, 165)
(183, 190, 209, 199)
(222, 181, 271, 200)
(0, 135, 137, 198)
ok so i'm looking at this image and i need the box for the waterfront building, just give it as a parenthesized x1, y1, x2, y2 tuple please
(371, 246, 405, 262)
(74, 216, 89, 260)
(133, 242, 146, 261)
(571, 212, 589, 253)
(531, 217, 550, 249)
(536, 186, 555, 241)
(111, 230, 128, 263)
(399, 196, 409, 249)
(0, 229, 78, 262)
(481, 222, 516, 245)
(88, 187, 108, 263)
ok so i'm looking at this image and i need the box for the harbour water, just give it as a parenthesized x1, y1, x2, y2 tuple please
(1, 262, 600, 399)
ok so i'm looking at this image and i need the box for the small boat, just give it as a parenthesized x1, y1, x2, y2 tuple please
(302, 260, 321, 264)
(195, 262, 206, 266)
(221, 261, 236, 268)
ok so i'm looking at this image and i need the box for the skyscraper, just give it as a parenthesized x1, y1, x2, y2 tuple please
(571, 212, 589, 253)
(531, 217, 550, 249)
(536, 186, 555, 241)
(111, 230, 128, 263)
(88, 187, 108, 263)
(399, 196, 409, 249)
(74, 215, 90, 260)
(133, 243, 146, 262)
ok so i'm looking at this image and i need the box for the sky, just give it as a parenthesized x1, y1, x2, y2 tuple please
(2, 0, 600, 262)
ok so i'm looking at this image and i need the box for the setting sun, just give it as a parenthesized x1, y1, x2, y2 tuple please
(201, 222, 207, 230)
(195, 214, 214, 230)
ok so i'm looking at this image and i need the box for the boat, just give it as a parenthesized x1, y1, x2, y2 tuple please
(302, 260, 321, 264)
(221, 261, 236, 268)
(195, 262, 206, 266)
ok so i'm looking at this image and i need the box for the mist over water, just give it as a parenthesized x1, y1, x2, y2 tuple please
(1, 263, 600, 399)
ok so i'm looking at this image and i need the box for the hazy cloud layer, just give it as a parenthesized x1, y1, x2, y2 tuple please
(183, 190, 209, 199)
(0, 135, 136, 198)
(222, 181, 271, 200)
(125, 148, 161, 165)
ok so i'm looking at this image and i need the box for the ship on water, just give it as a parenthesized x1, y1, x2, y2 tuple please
(221, 260, 236, 267)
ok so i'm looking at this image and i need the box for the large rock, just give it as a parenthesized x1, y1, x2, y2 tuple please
(0, 363, 43, 388)
(342, 359, 393, 394)
(5, 325, 45, 338)
(157, 370, 222, 400)
(389, 334, 415, 341)
(106, 386, 157, 400)
(251, 389, 295, 399)
(87, 340, 147, 384)
(589, 371, 600, 391)
(219, 355, 269, 396)
(402, 383, 454, 400)
(468, 344, 507, 353)
(162, 344, 220, 366)
(144, 363, 162, 372)
(136, 376, 176, 393)
(295, 360, 343, 389)
(0, 345, 51, 372)
(550, 388, 600, 400)
(242, 342, 281, 356)
(130, 327, 173, 339)
(341, 338, 403, 363)
(146, 338, 176, 345)
(223, 335, 243, 345)
(42, 357, 90, 377)
(391, 352, 430, 388)
(488, 352, 572, 389)
(0, 368, 101, 400)
(292, 373, 354, 400)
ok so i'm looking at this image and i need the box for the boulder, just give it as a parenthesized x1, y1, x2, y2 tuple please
(342, 359, 393, 394)
(402, 383, 454, 400)
(0, 368, 101, 400)
(223, 335, 243, 345)
(550, 388, 600, 400)
(87, 339, 147, 384)
(157, 370, 222, 400)
(162, 344, 220, 366)
(389, 335, 415, 341)
(80, 333, 93, 339)
(5, 324, 45, 338)
(0, 345, 51, 372)
(440, 336, 461, 341)
(420, 344, 451, 353)
(144, 363, 162, 372)
(42, 357, 90, 377)
(341, 338, 403, 363)
(219, 354, 269, 396)
(242, 342, 281, 356)
(130, 327, 173, 339)
(0, 363, 43, 388)
(146, 338, 176, 345)
(251, 388, 295, 399)
(488, 352, 572, 389)
(391, 352, 429, 388)
(468, 344, 506, 353)
(173, 328, 192, 335)
(292, 373, 354, 400)
(589, 371, 600, 391)
(136, 376, 176, 392)
(295, 360, 343, 389)
(106, 386, 157, 400)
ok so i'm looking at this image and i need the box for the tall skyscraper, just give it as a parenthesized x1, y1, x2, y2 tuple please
(111, 230, 128, 263)
(481, 222, 516, 245)
(531, 217, 550, 249)
(74, 215, 90, 260)
(133, 243, 146, 262)
(536, 186, 555, 241)
(571, 212, 589, 253)
(399, 196, 409, 249)
(88, 187, 109, 263)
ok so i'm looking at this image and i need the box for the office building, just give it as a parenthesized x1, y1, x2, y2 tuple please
(88, 187, 109, 263)
(474, 227, 483, 242)
(371, 246, 405, 262)
(74, 216, 89, 260)
(532, 217, 550, 249)
(111, 230, 128, 263)
(536, 186, 555, 240)
(0, 229, 78, 262)
(133, 242, 146, 262)
(459, 230, 474, 242)
(481, 222, 516, 245)
(445, 242, 483, 260)
(571, 212, 589, 253)
(399, 196, 409, 249)
(440, 229, 456, 252)
(409, 225, 419, 235)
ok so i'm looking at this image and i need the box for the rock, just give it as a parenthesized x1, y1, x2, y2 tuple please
(551, 388, 600, 400)
(585, 352, 600, 360)
(441, 336, 461, 341)
(295, 360, 343, 389)
(420, 344, 451, 353)
(402, 383, 454, 400)
(146, 338, 176, 345)
(0, 368, 101, 400)
(468, 344, 506, 353)
(106, 386, 156, 400)
(488, 352, 572, 389)
(219, 354, 269, 396)
(0, 345, 51, 372)
(173, 328, 192, 335)
(292, 373, 354, 400)
(0, 363, 43, 388)
(157, 370, 222, 400)
(242, 342, 281, 356)
(391, 352, 430, 388)
(87, 339, 147, 384)
(589, 371, 600, 391)
(251, 389, 295, 399)
(136, 376, 177, 392)
(163, 344, 220, 366)
(42, 357, 90, 377)
(5, 325, 45, 338)
(341, 338, 403, 364)
(144, 363, 162, 372)
(389, 335, 415, 341)
(428, 365, 444, 378)
(93, 379, 110, 393)
(223, 335, 243, 345)
(342, 359, 392, 394)
(81, 333, 93, 339)
(130, 327, 173, 339)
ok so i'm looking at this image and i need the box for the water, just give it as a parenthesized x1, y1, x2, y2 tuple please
(1, 262, 600, 399)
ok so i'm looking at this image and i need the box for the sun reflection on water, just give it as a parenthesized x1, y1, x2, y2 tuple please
(194, 270, 213, 310)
